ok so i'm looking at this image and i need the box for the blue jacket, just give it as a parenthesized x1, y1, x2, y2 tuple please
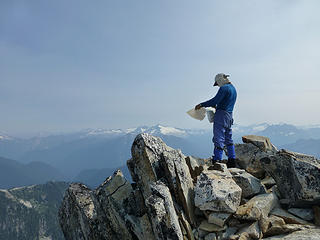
(200, 84, 237, 113)
(201, 84, 237, 128)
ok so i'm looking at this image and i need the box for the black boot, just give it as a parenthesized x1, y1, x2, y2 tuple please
(226, 158, 236, 168)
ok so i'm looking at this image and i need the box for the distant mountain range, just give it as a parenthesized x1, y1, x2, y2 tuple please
(1, 123, 320, 187)
(0, 157, 65, 189)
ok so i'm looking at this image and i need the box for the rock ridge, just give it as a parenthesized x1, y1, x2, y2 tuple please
(59, 134, 320, 240)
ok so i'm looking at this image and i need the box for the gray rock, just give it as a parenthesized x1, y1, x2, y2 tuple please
(59, 183, 119, 240)
(161, 149, 195, 226)
(95, 170, 155, 240)
(288, 208, 314, 221)
(314, 206, 320, 226)
(186, 156, 205, 181)
(263, 228, 320, 240)
(235, 193, 278, 220)
(128, 134, 195, 226)
(242, 135, 274, 151)
(208, 212, 231, 227)
(218, 227, 238, 240)
(261, 175, 276, 189)
(271, 208, 311, 225)
(237, 221, 262, 239)
(234, 143, 270, 179)
(194, 170, 242, 213)
(260, 215, 286, 235)
(260, 150, 320, 206)
(204, 232, 217, 240)
(59, 170, 156, 240)
(229, 168, 266, 198)
(145, 181, 183, 240)
(198, 220, 227, 232)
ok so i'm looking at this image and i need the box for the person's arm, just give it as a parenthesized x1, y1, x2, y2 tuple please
(199, 87, 226, 108)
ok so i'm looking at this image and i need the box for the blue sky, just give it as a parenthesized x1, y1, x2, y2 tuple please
(1, 1, 320, 136)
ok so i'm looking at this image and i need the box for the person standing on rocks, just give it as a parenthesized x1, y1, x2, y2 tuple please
(195, 73, 237, 167)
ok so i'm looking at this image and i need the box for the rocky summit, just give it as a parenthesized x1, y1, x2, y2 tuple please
(59, 134, 320, 240)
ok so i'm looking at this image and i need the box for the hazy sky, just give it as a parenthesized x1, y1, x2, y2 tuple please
(1, 1, 320, 136)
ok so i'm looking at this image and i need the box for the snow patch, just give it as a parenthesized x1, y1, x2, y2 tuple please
(159, 125, 186, 136)
(252, 125, 268, 132)
(18, 199, 33, 208)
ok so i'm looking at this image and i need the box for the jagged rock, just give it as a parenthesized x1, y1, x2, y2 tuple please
(59, 183, 115, 240)
(59, 133, 320, 240)
(186, 156, 205, 181)
(145, 181, 183, 240)
(288, 208, 314, 221)
(95, 170, 155, 240)
(229, 168, 266, 198)
(242, 135, 274, 151)
(194, 169, 242, 213)
(208, 212, 231, 227)
(198, 220, 227, 232)
(161, 149, 195, 226)
(128, 134, 195, 226)
(263, 227, 320, 239)
(237, 221, 262, 239)
(313, 206, 320, 226)
(271, 208, 311, 225)
(59, 170, 155, 240)
(234, 143, 270, 179)
(261, 150, 320, 206)
(235, 193, 278, 220)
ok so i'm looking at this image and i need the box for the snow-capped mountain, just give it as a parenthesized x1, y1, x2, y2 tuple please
(80, 124, 204, 138)
(0, 133, 13, 141)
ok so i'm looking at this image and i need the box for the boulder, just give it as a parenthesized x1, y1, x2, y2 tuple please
(229, 168, 266, 198)
(235, 193, 278, 220)
(271, 208, 311, 225)
(288, 208, 314, 221)
(145, 181, 183, 240)
(234, 143, 270, 178)
(194, 169, 242, 213)
(128, 134, 195, 226)
(260, 150, 320, 206)
(242, 135, 274, 151)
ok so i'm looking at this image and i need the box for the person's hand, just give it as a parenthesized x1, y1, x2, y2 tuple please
(195, 104, 202, 110)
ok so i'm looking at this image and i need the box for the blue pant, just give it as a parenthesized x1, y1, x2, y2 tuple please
(213, 110, 235, 161)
